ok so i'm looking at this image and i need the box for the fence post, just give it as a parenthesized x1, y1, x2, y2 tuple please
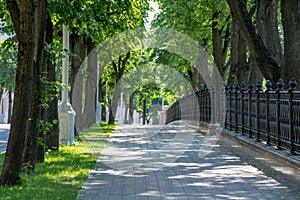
(241, 83, 246, 135)
(275, 79, 284, 150)
(225, 86, 229, 129)
(229, 84, 234, 130)
(211, 87, 216, 124)
(248, 82, 254, 138)
(206, 88, 209, 123)
(288, 78, 297, 155)
(235, 84, 240, 133)
(265, 80, 272, 145)
(255, 81, 263, 142)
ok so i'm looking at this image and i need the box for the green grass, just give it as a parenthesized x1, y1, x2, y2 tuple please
(0, 123, 115, 200)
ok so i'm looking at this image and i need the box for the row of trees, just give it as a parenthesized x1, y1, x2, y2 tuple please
(2, 0, 300, 187)
(153, 0, 300, 88)
(0, 0, 149, 186)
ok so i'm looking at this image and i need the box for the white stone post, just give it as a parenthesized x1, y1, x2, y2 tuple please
(0, 93, 5, 123)
(58, 25, 76, 145)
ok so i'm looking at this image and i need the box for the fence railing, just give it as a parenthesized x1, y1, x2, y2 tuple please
(166, 78, 300, 154)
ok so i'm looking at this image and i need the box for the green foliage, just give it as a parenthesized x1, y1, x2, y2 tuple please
(0, 123, 115, 200)
(49, 0, 149, 43)
(0, 0, 14, 36)
(0, 37, 17, 92)
(40, 77, 62, 109)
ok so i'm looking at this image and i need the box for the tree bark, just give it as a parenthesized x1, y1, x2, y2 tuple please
(23, 0, 47, 173)
(256, 0, 282, 66)
(107, 53, 131, 125)
(108, 98, 115, 124)
(229, 19, 250, 85)
(212, 12, 230, 78)
(281, 0, 300, 87)
(83, 38, 97, 128)
(142, 99, 146, 125)
(44, 11, 59, 151)
(7, 91, 12, 124)
(1, 0, 35, 186)
(187, 68, 197, 92)
(128, 93, 134, 124)
(227, 0, 281, 85)
(70, 34, 86, 135)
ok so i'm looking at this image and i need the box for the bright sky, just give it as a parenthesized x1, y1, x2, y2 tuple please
(146, 0, 161, 30)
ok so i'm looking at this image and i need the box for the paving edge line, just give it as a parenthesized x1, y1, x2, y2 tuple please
(177, 120, 300, 169)
(221, 128, 300, 169)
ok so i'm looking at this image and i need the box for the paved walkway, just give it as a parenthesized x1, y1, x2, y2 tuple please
(77, 124, 300, 200)
(0, 124, 10, 154)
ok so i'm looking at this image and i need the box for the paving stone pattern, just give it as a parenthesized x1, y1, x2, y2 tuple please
(77, 124, 300, 200)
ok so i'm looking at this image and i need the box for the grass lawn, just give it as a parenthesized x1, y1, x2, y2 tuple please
(0, 123, 115, 200)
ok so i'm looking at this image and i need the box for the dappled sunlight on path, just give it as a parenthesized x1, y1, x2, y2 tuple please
(77, 124, 300, 200)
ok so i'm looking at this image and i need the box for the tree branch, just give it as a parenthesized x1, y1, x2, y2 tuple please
(226, 0, 280, 84)
(6, 0, 20, 37)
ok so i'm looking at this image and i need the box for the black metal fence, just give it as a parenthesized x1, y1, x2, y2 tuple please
(166, 78, 300, 154)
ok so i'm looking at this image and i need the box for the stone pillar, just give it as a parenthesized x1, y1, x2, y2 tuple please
(160, 105, 168, 124)
(58, 25, 75, 145)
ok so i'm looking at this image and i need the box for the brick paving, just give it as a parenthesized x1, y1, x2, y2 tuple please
(77, 124, 300, 200)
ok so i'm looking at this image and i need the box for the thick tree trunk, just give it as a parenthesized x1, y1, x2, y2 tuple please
(83, 38, 97, 128)
(0, 0, 35, 186)
(229, 19, 250, 85)
(227, 0, 281, 85)
(44, 11, 59, 151)
(249, 62, 263, 84)
(23, 0, 47, 173)
(256, 0, 282, 66)
(70, 34, 86, 135)
(281, 0, 300, 87)
(228, 20, 239, 84)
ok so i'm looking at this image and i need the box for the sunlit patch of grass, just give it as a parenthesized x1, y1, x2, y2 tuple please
(0, 123, 116, 200)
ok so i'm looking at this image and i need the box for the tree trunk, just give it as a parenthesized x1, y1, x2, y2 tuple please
(187, 68, 197, 92)
(256, 0, 282, 66)
(229, 19, 250, 85)
(98, 78, 106, 122)
(108, 98, 115, 124)
(44, 11, 59, 151)
(0, 0, 35, 186)
(227, 0, 281, 85)
(128, 93, 134, 124)
(281, 0, 300, 87)
(107, 53, 131, 125)
(70, 34, 86, 135)
(212, 12, 230, 78)
(7, 91, 12, 124)
(23, 0, 47, 173)
(101, 84, 106, 123)
(82, 38, 97, 128)
(142, 99, 146, 125)
(124, 102, 128, 124)
(228, 20, 239, 84)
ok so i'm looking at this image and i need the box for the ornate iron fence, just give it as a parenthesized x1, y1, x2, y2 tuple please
(166, 78, 300, 154)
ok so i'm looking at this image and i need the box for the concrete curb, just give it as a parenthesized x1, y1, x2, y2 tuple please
(221, 128, 300, 169)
